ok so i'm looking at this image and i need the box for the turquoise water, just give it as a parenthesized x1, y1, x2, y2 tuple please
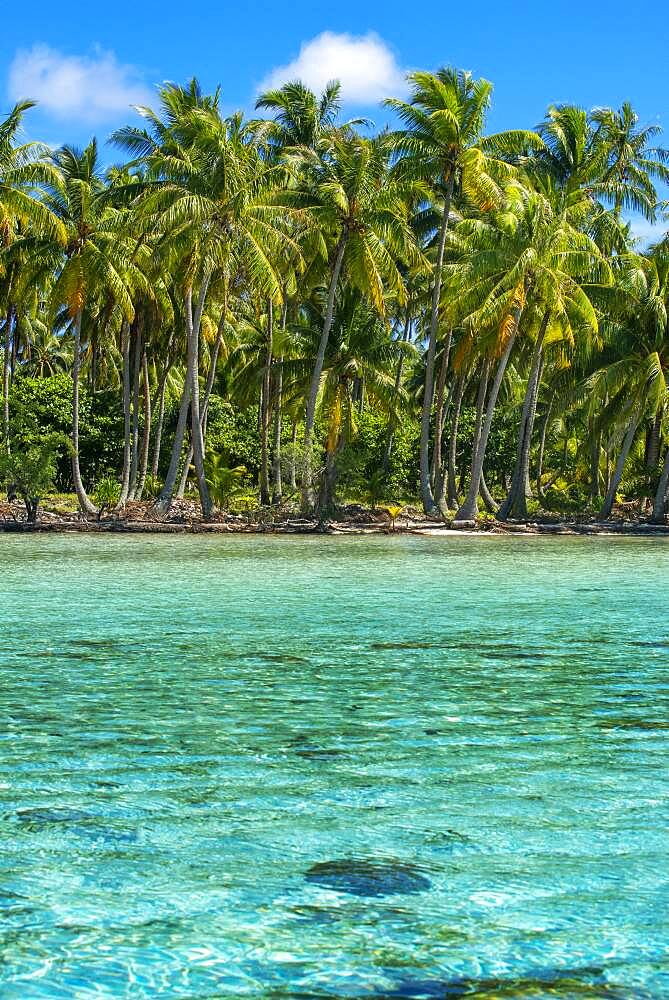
(1, 534, 668, 999)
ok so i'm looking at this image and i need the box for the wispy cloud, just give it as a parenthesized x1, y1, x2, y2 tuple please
(628, 216, 668, 249)
(258, 31, 406, 105)
(8, 44, 151, 121)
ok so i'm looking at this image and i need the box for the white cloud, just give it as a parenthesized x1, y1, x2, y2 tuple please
(258, 31, 406, 105)
(628, 216, 668, 248)
(8, 44, 151, 121)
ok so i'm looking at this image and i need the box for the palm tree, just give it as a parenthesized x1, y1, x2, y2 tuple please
(0, 100, 64, 244)
(255, 79, 367, 507)
(526, 101, 668, 244)
(589, 254, 668, 518)
(255, 79, 367, 151)
(287, 132, 420, 510)
(449, 185, 604, 521)
(496, 208, 610, 518)
(120, 88, 299, 517)
(4, 69, 669, 528)
(530, 105, 605, 204)
(223, 296, 277, 506)
(1, 99, 65, 449)
(386, 67, 543, 512)
(517, 102, 666, 504)
(21, 325, 72, 377)
(286, 287, 413, 515)
(46, 140, 140, 514)
(591, 102, 669, 220)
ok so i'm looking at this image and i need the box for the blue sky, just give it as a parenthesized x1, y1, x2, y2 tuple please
(2, 0, 668, 239)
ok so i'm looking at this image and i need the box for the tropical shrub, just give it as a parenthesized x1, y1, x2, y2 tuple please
(8, 374, 124, 490)
(0, 435, 61, 522)
(92, 477, 121, 518)
(205, 454, 248, 509)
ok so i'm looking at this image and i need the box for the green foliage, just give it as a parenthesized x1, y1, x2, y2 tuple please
(477, 511, 497, 525)
(92, 476, 120, 516)
(362, 470, 387, 510)
(279, 435, 306, 494)
(336, 409, 420, 503)
(543, 483, 592, 513)
(141, 474, 161, 500)
(8, 374, 124, 490)
(205, 453, 248, 509)
(0, 435, 61, 521)
(2, 77, 669, 524)
(204, 398, 261, 477)
(485, 409, 521, 485)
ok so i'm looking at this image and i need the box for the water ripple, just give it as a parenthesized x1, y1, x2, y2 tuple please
(0, 534, 668, 998)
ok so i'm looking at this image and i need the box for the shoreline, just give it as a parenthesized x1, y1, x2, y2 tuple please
(2, 516, 669, 537)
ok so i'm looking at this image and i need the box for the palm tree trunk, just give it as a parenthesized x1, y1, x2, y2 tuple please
(589, 422, 601, 503)
(643, 405, 664, 508)
(151, 357, 171, 480)
(430, 331, 452, 500)
(480, 472, 498, 514)
(472, 359, 489, 462)
(3, 305, 13, 452)
(455, 310, 521, 521)
(272, 306, 287, 505)
(473, 362, 490, 448)
(10, 318, 17, 375)
(272, 360, 283, 504)
(187, 279, 213, 519)
(420, 178, 454, 514)
(176, 313, 225, 502)
(382, 305, 411, 474)
(647, 407, 663, 470)
(302, 233, 347, 511)
(604, 448, 611, 495)
(318, 437, 344, 520)
(536, 393, 553, 501)
(454, 359, 489, 519)
(136, 350, 151, 499)
(273, 303, 287, 504)
(652, 445, 669, 522)
(435, 372, 457, 511)
(71, 309, 97, 516)
(318, 448, 336, 519)
(446, 374, 466, 508)
(90, 332, 97, 391)
(522, 355, 543, 499)
(260, 299, 273, 506)
(600, 413, 640, 519)
(498, 312, 548, 520)
(127, 322, 142, 500)
(200, 316, 224, 442)
(289, 421, 298, 490)
(176, 440, 192, 499)
(117, 319, 132, 507)
(154, 369, 191, 514)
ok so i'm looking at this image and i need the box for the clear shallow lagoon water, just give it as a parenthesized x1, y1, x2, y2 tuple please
(1, 533, 668, 999)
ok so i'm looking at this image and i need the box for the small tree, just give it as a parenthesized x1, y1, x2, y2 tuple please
(363, 470, 388, 511)
(205, 454, 247, 510)
(384, 503, 405, 532)
(92, 477, 121, 520)
(0, 436, 61, 522)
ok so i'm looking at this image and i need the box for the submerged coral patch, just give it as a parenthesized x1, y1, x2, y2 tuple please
(305, 858, 431, 897)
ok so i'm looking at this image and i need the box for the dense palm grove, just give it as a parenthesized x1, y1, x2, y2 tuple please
(2, 68, 669, 523)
